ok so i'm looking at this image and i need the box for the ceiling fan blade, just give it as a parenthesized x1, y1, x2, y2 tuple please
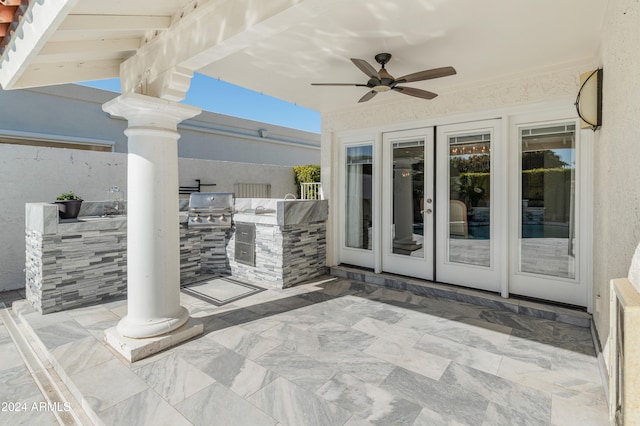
(393, 86, 438, 100)
(396, 66, 456, 83)
(358, 90, 377, 103)
(311, 83, 367, 86)
(351, 58, 379, 79)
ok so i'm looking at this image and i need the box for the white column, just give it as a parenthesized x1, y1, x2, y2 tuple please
(103, 93, 201, 339)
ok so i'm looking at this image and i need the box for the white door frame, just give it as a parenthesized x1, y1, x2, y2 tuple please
(381, 127, 435, 280)
(337, 133, 377, 269)
(507, 112, 592, 307)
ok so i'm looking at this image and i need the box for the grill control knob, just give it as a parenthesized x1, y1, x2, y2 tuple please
(219, 214, 227, 222)
(194, 215, 203, 223)
(206, 215, 214, 223)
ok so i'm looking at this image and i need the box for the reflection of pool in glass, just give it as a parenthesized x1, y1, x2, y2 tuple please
(464, 223, 569, 240)
(467, 225, 489, 240)
(521, 223, 569, 238)
(419, 222, 570, 240)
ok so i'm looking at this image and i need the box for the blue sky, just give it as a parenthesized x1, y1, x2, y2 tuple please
(79, 73, 321, 134)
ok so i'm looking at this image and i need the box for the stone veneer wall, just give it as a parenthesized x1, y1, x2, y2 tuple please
(26, 222, 229, 314)
(227, 221, 326, 288)
(282, 223, 327, 287)
(25, 228, 127, 314)
(180, 227, 231, 284)
(200, 230, 231, 275)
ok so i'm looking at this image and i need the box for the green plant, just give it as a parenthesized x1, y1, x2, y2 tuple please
(456, 173, 489, 212)
(293, 164, 321, 198)
(56, 191, 82, 201)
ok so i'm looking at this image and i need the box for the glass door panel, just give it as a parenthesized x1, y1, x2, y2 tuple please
(448, 132, 491, 267)
(345, 145, 373, 250)
(392, 141, 425, 258)
(519, 123, 576, 279)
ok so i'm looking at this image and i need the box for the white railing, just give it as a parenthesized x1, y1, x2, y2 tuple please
(300, 182, 323, 200)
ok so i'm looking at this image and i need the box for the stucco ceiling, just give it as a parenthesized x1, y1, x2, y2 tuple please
(0, 0, 607, 112)
(199, 0, 607, 112)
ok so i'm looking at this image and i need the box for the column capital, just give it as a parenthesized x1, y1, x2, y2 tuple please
(102, 93, 201, 129)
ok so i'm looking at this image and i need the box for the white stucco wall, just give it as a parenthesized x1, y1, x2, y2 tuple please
(0, 84, 320, 167)
(0, 144, 298, 292)
(0, 85, 120, 148)
(321, 64, 584, 133)
(592, 0, 640, 349)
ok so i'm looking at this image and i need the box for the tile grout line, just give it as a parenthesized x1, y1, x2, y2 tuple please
(0, 304, 93, 426)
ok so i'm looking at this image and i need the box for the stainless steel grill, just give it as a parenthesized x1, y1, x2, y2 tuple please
(187, 192, 233, 228)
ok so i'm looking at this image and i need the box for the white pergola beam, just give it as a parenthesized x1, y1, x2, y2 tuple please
(58, 15, 170, 32)
(36, 39, 140, 59)
(0, 0, 80, 89)
(12, 58, 121, 88)
(120, 0, 335, 99)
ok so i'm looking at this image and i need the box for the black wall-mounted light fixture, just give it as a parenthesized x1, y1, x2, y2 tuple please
(575, 68, 603, 131)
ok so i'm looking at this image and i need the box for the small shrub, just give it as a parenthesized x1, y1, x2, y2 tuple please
(293, 164, 321, 184)
(56, 191, 82, 201)
(293, 164, 321, 198)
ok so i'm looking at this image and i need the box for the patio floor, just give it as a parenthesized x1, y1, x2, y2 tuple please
(0, 276, 608, 425)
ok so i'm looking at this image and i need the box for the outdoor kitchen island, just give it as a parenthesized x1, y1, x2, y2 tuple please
(231, 198, 328, 289)
(24, 197, 328, 314)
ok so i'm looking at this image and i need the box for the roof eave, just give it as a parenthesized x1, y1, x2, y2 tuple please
(0, 0, 79, 90)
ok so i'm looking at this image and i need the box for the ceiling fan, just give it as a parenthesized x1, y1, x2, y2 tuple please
(311, 53, 456, 103)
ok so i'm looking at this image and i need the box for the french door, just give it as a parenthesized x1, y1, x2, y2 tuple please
(339, 138, 375, 269)
(381, 128, 434, 280)
(337, 112, 590, 307)
(508, 118, 589, 307)
(435, 120, 503, 292)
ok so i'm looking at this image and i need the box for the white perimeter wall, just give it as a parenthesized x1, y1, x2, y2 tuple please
(0, 144, 297, 292)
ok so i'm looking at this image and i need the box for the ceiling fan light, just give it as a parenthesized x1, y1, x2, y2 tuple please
(373, 85, 391, 93)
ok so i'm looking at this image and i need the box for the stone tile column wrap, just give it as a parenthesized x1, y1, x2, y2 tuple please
(103, 93, 201, 338)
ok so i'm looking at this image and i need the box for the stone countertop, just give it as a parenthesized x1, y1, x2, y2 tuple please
(26, 203, 126, 235)
(233, 198, 328, 226)
(26, 198, 328, 235)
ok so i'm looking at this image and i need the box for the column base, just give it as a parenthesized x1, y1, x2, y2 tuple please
(105, 317, 203, 363)
(116, 306, 191, 338)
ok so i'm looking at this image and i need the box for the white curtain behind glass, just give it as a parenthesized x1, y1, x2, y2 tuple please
(346, 164, 363, 248)
(345, 145, 372, 250)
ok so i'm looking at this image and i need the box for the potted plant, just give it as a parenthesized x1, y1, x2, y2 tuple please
(55, 191, 83, 219)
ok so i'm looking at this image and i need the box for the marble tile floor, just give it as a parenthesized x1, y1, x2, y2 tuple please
(0, 277, 608, 425)
(0, 302, 60, 425)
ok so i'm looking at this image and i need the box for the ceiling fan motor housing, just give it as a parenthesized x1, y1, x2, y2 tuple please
(374, 53, 392, 65)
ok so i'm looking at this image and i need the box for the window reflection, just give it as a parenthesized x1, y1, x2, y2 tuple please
(392, 142, 424, 258)
(448, 133, 491, 267)
(520, 124, 576, 279)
